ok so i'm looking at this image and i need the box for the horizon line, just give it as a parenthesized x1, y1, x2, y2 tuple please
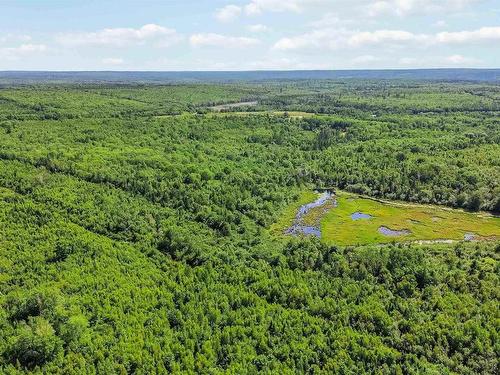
(1, 67, 500, 73)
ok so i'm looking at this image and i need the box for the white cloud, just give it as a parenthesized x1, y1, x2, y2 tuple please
(143, 56, 331, 71)
(244, 57, 332, 70)
(274, 26, 500, 51)
(102, 57, 124, 65)
(274, 28, 351, 51)
(352, 55, 380, 64)
(435, 26, 500, 44)
(273, 33, 314, 51)
(0, 33, 32, 44)
(215, 5, 242, 22)
(309, 12, 355, 28)
(244, 0, 300, 15)
(348, 30, 429, 47)
(434, 20, 448, 28)
(243, 0, 329, 15)
(367, 1, 393, 17)
(222, 0, 477, 19)
(247, 24, 270, 33)
(399, 57, 418, 65)
(189, 33, 260, 48)
(55, 24, 180, 47)
(0, 43, 47, 60)
(366, 0, 478, 17)
(398, 54, 482, 66)
(445, 54, 482, 64)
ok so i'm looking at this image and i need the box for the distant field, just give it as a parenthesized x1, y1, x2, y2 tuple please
(276, 191, 500, 245)
(207, 110, 319, 118)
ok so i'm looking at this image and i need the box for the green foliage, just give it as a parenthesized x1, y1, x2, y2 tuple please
(0, 80, 498, 373)
(6, 317, 63, 369)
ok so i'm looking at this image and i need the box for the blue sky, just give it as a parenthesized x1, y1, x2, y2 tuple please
(1, 0, 499, 70)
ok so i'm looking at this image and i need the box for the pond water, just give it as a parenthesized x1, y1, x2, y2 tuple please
(464, 233, 476, 241)
(298, 192, 333, 216)
(286, 191, 335, 238)
(351, 212, 372, 220)
(378, 226, 411, 237)
(296, 226, 322, 237)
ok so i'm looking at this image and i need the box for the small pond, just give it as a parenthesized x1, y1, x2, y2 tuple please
(464, 233, 476, 241)
(297, 226, 322, 237)
(298, 192, 332, 216)
(351, 212, 372, 220)
(378, 226, 411, 237)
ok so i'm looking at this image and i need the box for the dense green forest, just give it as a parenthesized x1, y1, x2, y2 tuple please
(0, 80, 498, 373)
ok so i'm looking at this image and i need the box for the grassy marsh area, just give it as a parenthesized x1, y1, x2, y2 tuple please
(277, 190, 500, 245)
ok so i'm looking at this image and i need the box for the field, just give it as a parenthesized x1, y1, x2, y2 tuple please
(0, 80, 499, 374)
(275, 191, 500, 245)
(323, 193, 500, 245)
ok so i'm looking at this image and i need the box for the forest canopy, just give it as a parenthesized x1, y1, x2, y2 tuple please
(0, 80, 498, 374)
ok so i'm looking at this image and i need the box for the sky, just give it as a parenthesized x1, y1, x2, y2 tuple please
(0, 0, 499, 71)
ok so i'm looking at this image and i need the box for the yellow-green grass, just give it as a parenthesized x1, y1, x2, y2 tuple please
(275, 190, 500, 245)
(155, 111, 326, 120)
(270, 111, 319, 118)
(323, 192, 499, 245)
(206, 111, 323, 118)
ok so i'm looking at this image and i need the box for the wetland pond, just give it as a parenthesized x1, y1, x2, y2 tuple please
(378, 226, 411, 237)
(282, 191, 500, 245)
(351, 212, 372, 220)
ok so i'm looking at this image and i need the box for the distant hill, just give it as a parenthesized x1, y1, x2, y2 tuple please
(0, 69, 499, 84)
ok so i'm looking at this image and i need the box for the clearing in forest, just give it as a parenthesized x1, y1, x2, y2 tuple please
(274, 190, 500, 246)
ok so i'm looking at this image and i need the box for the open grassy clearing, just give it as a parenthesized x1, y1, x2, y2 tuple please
(206, 110, 321, 118)
(276, 190, 500, 245)
(153, 110, 323, 120)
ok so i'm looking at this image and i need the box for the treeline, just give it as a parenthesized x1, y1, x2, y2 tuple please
(257, 81, 500, 116)
(0, 84, 260, 121)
